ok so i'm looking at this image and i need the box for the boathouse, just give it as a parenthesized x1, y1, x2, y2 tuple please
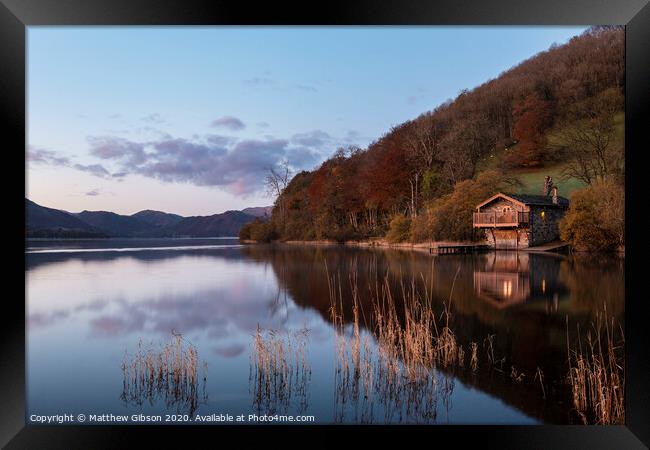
(473, 183, 569, 249)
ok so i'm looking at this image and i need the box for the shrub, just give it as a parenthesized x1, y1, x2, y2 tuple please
(560, 179, 624, 251)
(239, 222, 253, 240)
(424, 170, 518, 242)
(385, 214, 411, 244)
(242, 218, 277, 243)
(409, 212, 432, 243)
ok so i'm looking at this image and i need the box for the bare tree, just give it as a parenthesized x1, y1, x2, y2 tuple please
(559, 119, 620, 184)
(265, 161, 291, 198)
(265, 161, 292, 230)
(558, 88, 623, 185)
(403, 115, 444, 217)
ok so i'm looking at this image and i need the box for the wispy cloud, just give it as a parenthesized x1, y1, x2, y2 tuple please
(32, 119, 348, 197)
(141, 113, 166, 124)
(73, 163, 112, 178)
(406, 87, 430, 105)
(85, 133, 322, 196)
(88, 136, 146, 164)
(293, 84, 318, 93)
(28, 145, 122, 180)
(243, 76, 274, 86)
(291, 130, 332, 148)
(27, 146, 70, 166)
(243, 74, 318, 94)
(210, 116, 246, 131)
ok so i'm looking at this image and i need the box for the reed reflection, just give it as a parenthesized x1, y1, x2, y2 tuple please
(120, 333, 208, 416)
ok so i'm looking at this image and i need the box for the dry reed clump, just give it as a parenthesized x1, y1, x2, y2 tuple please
(121, 332, 208, 415)
(250, 325, 311, 415)
(328, 271, 458, 423)
(566, 306, 624, 424)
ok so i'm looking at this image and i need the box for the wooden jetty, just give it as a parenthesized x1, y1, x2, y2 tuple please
(431, 244, 491, 255)
(428, 240, 569, 255)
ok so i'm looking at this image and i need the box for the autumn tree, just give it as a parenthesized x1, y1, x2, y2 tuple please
(560, 179, 624, 251)
(422, 170, 520, 242)
(506, 92, 554, 168)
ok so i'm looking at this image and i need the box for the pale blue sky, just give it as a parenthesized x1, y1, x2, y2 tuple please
(27, 26, 586, 216)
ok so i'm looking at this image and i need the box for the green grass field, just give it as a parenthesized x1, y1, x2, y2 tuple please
(512, 165, 586, 197)
(476, 112, 623, 199)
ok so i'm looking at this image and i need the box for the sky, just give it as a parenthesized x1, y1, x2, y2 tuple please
(27, 26, 586, 216)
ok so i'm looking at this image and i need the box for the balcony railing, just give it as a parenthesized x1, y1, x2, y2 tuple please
(473, 211, 529, 227)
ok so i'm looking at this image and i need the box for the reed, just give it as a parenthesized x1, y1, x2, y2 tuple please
(470, 342, 479, 372)
(120, 332, 207, 415)
(566, 306, 624, 424)
(534, 367, 546, 399)
(329, 270, 460, 423)
(510, 366, 525, 383)
(250, 325, 311, 414)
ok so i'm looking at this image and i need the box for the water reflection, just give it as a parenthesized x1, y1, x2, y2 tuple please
(250, 327, 311, 416)
(120, 334, 209, 416)
(473, 252, 567, 312)
(240, 244, 624, 423)
(26, 240, 624, 424)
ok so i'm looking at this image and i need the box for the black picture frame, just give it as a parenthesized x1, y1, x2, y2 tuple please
(2, 1, 648, 448)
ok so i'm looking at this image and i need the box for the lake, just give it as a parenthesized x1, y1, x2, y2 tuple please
(25, 239, 624, 424)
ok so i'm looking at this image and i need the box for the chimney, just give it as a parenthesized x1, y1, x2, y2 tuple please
(551, 186, 558, 205)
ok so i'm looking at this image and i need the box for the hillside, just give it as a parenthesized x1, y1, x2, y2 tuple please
(26, 199, 106, 238)
(74, 210, 152, 237)
(241, 206, 273, 218)
(131, 210, 184, 228)
(247, 26, 624, 243)
(26, 200, 270, 238)
(155, 211, 256, 237)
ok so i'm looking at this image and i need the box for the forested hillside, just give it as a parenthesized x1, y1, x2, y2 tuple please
(242, 26, 624, 248)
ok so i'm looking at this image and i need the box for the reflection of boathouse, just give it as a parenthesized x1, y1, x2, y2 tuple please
(473, 252, 567, 311)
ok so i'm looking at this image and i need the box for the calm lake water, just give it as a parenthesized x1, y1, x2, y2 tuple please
(26, 239, 624, 424)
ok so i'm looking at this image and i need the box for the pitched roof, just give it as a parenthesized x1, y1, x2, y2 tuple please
(503, 192, 570, 207)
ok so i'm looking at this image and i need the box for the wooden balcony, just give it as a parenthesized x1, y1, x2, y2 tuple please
(473, 211, 530, 228)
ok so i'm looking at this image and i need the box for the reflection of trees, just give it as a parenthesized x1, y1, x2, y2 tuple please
(241, 244, 624, 423)
(559, 253, 624, 318)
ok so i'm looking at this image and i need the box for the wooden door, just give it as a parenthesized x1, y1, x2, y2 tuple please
(494, 229, 518, 249)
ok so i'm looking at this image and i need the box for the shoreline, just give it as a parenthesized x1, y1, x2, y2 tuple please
(252, 238, 484, 255)
(245, 238, 625, 255)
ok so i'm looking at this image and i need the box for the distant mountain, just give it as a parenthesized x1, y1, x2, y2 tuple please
(74, 210, 152, 237)
(26, 199, 106, 238)
(241, 206, 273, 218)
(155, 210, 255, 237)
(25, 198, 271, 238)
(131, 210, 184, 228)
